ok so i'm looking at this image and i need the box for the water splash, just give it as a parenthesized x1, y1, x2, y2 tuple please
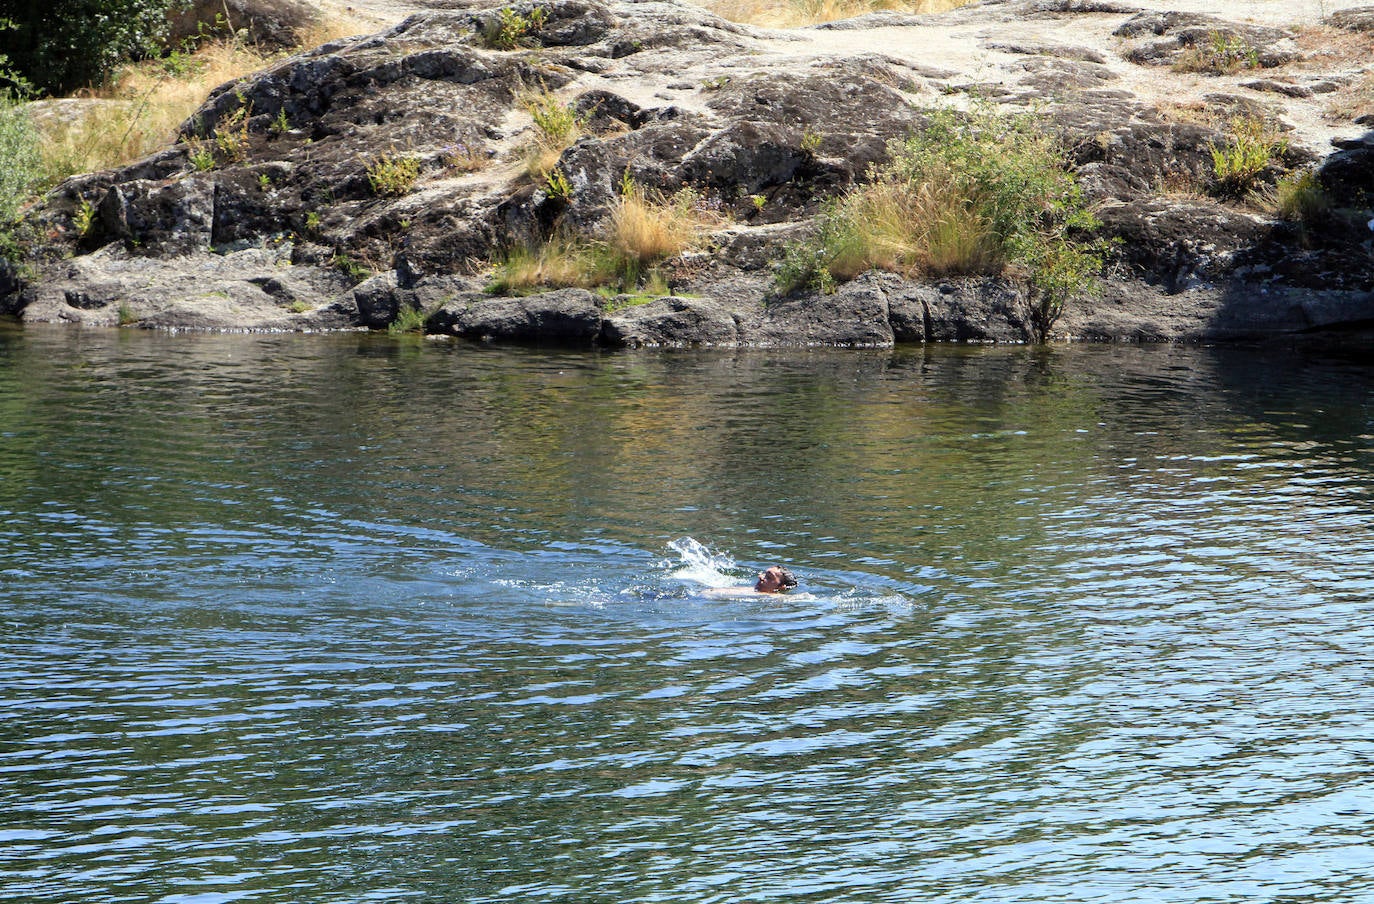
(665, 537, 737, 588)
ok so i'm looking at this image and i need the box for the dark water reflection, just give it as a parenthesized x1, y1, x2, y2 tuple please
(2, 324, 1373, 903)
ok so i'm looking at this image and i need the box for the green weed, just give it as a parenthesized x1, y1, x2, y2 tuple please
(388, 304, 428, 334)
(1173, 31, 1261, 74)
(1209, 115, 1286, 197)
(482, 6, 548, 50)
(366, 152, 422, 197)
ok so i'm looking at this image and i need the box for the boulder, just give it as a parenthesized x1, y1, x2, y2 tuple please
(602, 296, 741, 346)
(1327, 6, 1374, 32)
(167, 0, 323, 52)
(444, 289, 606, 344)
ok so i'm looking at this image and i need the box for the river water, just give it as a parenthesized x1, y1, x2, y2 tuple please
(2, 324, 1372, 903)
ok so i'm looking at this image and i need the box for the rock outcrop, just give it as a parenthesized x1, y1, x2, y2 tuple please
(5, 0, 1373, 345)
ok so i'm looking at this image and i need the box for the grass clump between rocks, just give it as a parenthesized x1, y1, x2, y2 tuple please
(489, 179, 724, 296)
(366, 152, 423, 196)
(1172, 31, 1261, 75)
(1267, 168, 1332, 224)
(775, 105, 1104, 340)
(481, 6, 548, 50)
(519, 88, 585, 178)
(1208, 115, 1286, 198)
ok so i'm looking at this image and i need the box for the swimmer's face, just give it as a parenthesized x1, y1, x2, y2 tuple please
(755, 567, 786, 593)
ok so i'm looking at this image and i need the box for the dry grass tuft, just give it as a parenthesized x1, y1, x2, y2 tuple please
(488, 235, 592, 294)
(35, 40, 273, 183)
(608, 184, 721, 265)
(31, 12, 366, 187)
(1326, 70, 1374, 123)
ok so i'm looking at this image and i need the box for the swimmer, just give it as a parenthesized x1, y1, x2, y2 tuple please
(701, 565, 798, 598)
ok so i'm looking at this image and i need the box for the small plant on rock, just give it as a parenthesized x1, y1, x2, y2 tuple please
(187, 139, 216, 171)
(520, 88, 585, 178)
(366, 152, 423, 197)
(482, 6, 548, 50)
(388, 304, 429, 334)
(269, 108, 292, 137)
(443, 141, 488, 173)
(1174, 31, 1261, 74)
(333, 252, 372, 282)
(1209, 115, 1286, 198)
(73, 198, 96, 235)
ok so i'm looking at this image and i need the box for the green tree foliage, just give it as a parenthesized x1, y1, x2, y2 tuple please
(4, 0, 185, 94)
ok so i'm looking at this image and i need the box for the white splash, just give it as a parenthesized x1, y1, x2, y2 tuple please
(665, 537, 737, 587)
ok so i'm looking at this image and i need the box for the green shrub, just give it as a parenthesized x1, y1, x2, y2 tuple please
(776, 105, 1104, 340)
(0, 91, 41, 227)
(6, 0, 185, 94)
(388, 304, 428, 334)
(1209, 116, 1285, 198)
(481, 6, 548, 50)
(366, 152, 422, 196)
(1270, 168, 1331, 223)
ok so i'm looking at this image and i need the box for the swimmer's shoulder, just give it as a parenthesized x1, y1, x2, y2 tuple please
(700, 586, 760, 599)
(700, 587, 817, 601)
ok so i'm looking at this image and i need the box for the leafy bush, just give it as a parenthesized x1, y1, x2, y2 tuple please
(775, 105, 1104, 340)
(0, 91, 41, 227)
(1209, 116, 1286, 198)
(481, 6, 548, 50)
(5, 0, 185, 94)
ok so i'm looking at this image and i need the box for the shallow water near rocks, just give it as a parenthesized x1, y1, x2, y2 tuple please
(2, 324, 1373, 904)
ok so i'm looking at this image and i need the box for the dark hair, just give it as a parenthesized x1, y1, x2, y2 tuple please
(775, 567, 798, 591)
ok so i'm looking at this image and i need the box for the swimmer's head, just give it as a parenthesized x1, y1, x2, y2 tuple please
(755, 566, 798, 593)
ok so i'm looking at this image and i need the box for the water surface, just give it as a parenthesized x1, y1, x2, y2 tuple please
(2, 325, 1373, 903)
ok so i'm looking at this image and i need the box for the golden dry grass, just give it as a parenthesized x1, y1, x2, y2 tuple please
(822, 174, 999, 280)
(608, 186, 721, 264)
(33, 12, 367, 186)
(488, 236, 591, 293)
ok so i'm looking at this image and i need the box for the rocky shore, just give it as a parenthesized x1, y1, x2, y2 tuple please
(3, 0, 1373, 345)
